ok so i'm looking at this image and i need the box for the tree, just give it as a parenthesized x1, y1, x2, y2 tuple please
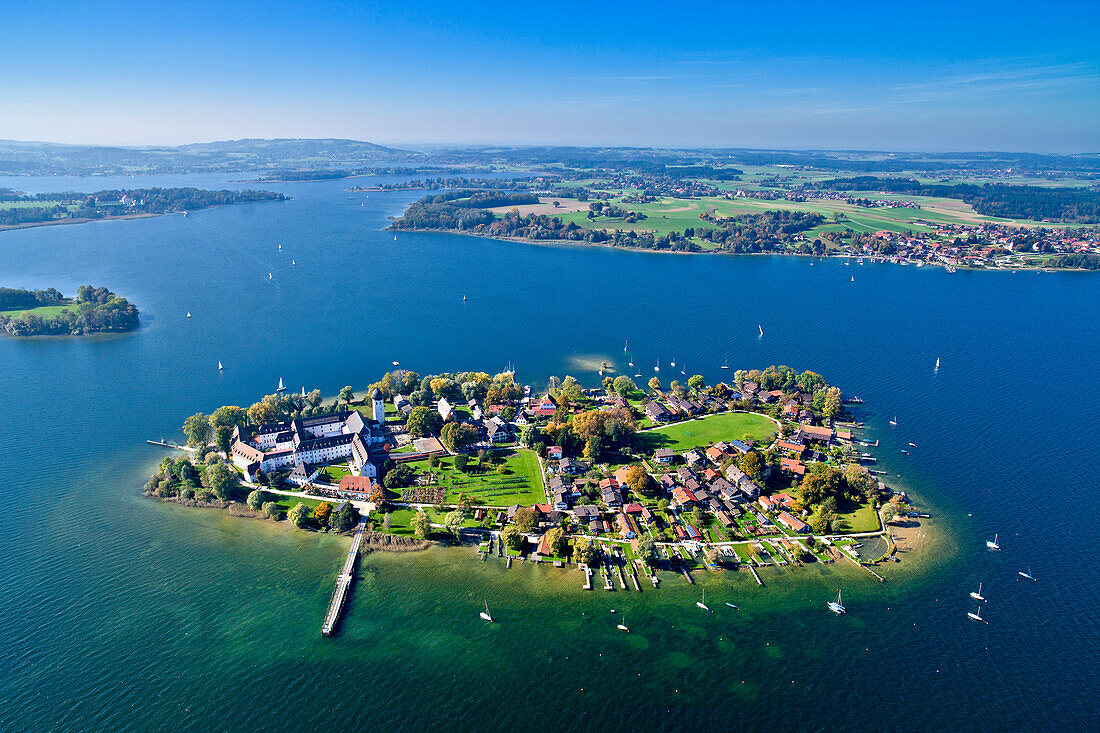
(572, 536, 595, 564)
(209, 405, 246, 429)
(881, 503, 897, 524)
(182, 412, 210, 446)
(306, 389, 323, 407)
(332, 502, 359, 532)
(602, 375, 614, 393)
(337, 385, 355, 406)
(636, 535, 657, 565)
(412, 509, 431, 539)
(369, 485, 385, 505)
(740, 451, 763, 480)
(246, 489, 267, 511)
(214, 425, 233, 455)
(444, 509, 465, 540)
(383, 512, 393, 531)
(203, 462, 237, 502)
(519, 424, 540, 447)
(501, 524, 524, 551)
(287, 502, 311, 528)
(612, 375, 636, 396)
(440, 421, 478, 451)
(247, 400, 279, 425)
(808, 513, 829, 534)
(657, 498, 670, 512)
(687, 374, 705, 393)
(648, 376, 661, 392)
(383, 464, 414, 489)
(513, 506, 537, 533)
(407, 405, 441, 437)
(314, 501, 334, 528)
(622, 464, 655, 497)
(544, 527, 566, 557)
(453, 454, 470, 471)
(262, 501, 280, 519)
(691, 507, 708, 528)
(822, 386, 842, 421)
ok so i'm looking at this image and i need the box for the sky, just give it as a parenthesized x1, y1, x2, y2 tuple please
(2, 0, 1099, 152)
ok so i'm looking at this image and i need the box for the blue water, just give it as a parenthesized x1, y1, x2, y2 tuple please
(0, 174, 1096, 731)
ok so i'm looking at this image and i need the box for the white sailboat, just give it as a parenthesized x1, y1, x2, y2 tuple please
(616, 617, 629, 632)
(186, 312, 191, 319)
(986, 533, 1001, 550)
(758, 325, 764, 336)
(462, 295, 466, 302)
(850, 276, 854, 282)
(217, 361, 223, 371)
(967, 606, 987, 623)
(696, 589, 710, 611)
(725, 602, 739, 610)
(278, 244, 282, 251)
(1018, 566, 1036, 581)
(670, 359, 676, 367)
(301, 386, 307, 398)
(721, 357, 729, 369)
(292, 259, 296, 267)
(276, 377, 285, 392)
(479, 602, 494, 622)
(624, 339, 629, 352)
(392, 360, 400, 366)
(889, 416, 897, 426)
(970, 582, 986, 602)
(827, 589, 846, 614)
(268, 272, 272, 280)
(654, 359, 660, 373)
(935, 357, 940, 370)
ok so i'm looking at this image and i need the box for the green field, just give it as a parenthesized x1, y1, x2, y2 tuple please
(638, 411, 777, 453)
(0, 301, 77, 318)
(401, 448, 544, 506)
(835, 500, 880, 533)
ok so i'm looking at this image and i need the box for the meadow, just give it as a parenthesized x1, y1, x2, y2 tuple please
(638, 411, 777, 453)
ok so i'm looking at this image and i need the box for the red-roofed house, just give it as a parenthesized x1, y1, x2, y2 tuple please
(777, 511, 810, 533)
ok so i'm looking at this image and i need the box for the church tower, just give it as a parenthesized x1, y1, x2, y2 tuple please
(372, 388, 385, 423)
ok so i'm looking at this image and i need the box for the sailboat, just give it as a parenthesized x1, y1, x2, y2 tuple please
(278, 244, 282, 251)
(725, 602, 739, 610)
(1018, 566, 1036, 581)
(616, 617, 629, 632)
(268, 272, 272, 280)
(970, 582, 986, 602)
(967, 606, 987, 623)
(276, 377, 286, 392)
(908, 442, 917, 448)
(628, 360, 634, 367)
(186, 312, 191, 319)
(827, 589, 846, 614)
(479, 602, 494, 622)
(393, 234, 397, 241)
(935, 357, 940, 370)
(218, 361, 223, 371)
(670, 359, 676, 368)
(392, 360, 400, 366)
(758, 325, 764, 337)
(850, 276, 854, 282)
(696, 589, 710, 611)
(889, 416, 897, 426)
(462, 294, 467, 302)
(301, 386, 307, 398)
(654, 359, 660, 373)
(624, 339, 629, 352)
(292, 259, 296, 267)
(721, 357, 729, 370)
(986, 533, 1001, 551)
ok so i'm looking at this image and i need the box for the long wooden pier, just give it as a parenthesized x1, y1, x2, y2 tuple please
(321, 518, 367, 637)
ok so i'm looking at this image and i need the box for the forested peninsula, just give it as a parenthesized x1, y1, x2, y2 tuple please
(0, 286, 140, 336)
(0, 187, 286, 229)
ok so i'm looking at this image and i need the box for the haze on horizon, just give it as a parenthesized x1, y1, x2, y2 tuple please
(3, 0, 1098, 153)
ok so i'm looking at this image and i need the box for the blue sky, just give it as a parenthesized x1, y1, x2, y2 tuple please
(2, 0, 1098, 151)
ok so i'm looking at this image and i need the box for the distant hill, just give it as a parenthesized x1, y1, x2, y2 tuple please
(0, 138, 422, 176)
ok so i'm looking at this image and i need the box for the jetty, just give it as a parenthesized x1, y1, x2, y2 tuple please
(581, 564, 593, 590)
(146, 439, 193, 452)
(321, 518, 367, 637)
(748, 564, 764, 586)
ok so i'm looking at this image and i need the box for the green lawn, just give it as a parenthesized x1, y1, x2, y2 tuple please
(400, 448, 545, 507)
(0, 301, 77, 318)
(638, 411, 776, 453)
(319, 465, 351, 484)
(835, 500, 881, 533)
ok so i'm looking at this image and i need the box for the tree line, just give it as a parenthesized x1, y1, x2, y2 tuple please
(0, 285, 140, 336)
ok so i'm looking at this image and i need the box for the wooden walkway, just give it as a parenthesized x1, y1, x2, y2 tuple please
(321, 518, 367, 637)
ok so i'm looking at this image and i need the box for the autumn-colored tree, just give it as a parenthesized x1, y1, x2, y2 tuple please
(648, 376, 661, 392)
(622, 464, 655, 497)
(412, 509, 431, 539)
(687, 374, 705, 392)
(513, 506, 537, 533)
(740, 451, 763, 480)
(313, 501, 333, 527)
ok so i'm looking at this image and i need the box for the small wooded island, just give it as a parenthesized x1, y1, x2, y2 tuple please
(0, 286, 139, 336)
(0, 186, 286, 230)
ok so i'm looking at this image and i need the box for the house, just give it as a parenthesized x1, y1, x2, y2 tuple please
(337, 474, 375, 500)
(728, 439, 751, 454)
(773, 492, 797, 509)
(600, 479, 622, 508)
(777, 511, 810, 533)
(513, 411, 532, 426)
(777, 439, 806, 455)
(616, 513, 636, 539)
(705, 445, 728, 464)
(623, 502, 643, 515)
(672, 486, 697, 509)
(684, 449, 705, 467)
(654, 448, 675, 464)
(758, 495, 777, 512)
(229, 408, 385, 478)
(558, 457, 586, 475)
(532, 395, 557, 416)
(574, 504, 599, 523)
(676, 465, 697, 483)
(437, 397, 455, 421)
(657, 473, 677, 493)
(644, 401, 672, 422)
(548, 445, 564, 460)
(780, 457, 807, 476)
(486, 416, 512, 443)
(797, 423, 834, 443)
(535, 532, 555, 557)
(715, 510, 736, 528)
(552, 491, 571, 511)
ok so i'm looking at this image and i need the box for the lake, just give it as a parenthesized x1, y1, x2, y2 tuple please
(0, 173, 1096, 731)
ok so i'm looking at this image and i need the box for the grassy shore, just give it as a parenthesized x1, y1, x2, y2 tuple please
(0, 300, 77, 318)
(639, 411, 777, 452)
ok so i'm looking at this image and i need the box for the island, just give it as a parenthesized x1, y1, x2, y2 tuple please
(0, 186, 287, 231)
(149, 363, 916, 634)
(0, 286, 139, 336)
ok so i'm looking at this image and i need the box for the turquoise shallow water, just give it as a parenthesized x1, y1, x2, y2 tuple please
(0, 174, 1097, 731)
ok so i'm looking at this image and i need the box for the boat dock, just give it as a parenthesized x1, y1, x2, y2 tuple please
(146, 439, 193, 452)
(581, 564, 593, 590)
(321, 518, 367, 637)
(748, 564, 764, 586)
